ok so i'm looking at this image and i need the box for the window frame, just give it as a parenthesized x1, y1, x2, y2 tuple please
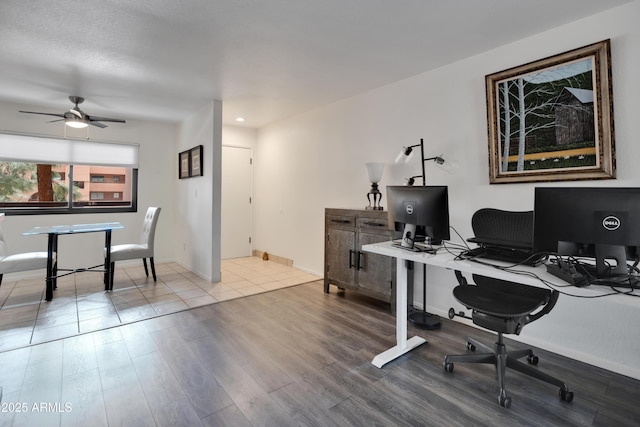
(0, 166, 138, 216)
(0, 132, 139, 216)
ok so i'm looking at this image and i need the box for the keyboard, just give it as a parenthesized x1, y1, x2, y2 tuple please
(462, 246, 545, 266)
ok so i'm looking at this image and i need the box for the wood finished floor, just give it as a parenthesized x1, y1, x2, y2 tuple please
(0, 258, 320, 353)
(1, 280, 639, 426)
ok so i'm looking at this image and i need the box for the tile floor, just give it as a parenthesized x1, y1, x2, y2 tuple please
(0, 257, 320, 353)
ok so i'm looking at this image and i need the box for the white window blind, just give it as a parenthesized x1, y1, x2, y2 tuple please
(0, 132, 139, 168)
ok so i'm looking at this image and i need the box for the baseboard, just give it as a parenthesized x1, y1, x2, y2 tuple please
(252, 250, 293, 267)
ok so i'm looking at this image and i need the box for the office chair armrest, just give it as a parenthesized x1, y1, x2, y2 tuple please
(527, 290, 559, 323)
(454, 270, 468, 286)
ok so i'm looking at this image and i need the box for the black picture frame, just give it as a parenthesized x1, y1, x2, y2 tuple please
(190, 145, 203, 177)
(179, 150, 190, 179)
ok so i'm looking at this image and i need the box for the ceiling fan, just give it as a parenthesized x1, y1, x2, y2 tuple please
(19, 96, 126, 128)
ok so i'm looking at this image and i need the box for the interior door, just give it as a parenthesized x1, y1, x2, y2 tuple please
(221, 146, 252, 259)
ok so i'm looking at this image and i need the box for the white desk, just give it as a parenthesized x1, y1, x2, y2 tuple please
(362, 241, 621, 368)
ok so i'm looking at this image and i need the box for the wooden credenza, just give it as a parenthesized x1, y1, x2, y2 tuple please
(324, 208, 395, 306)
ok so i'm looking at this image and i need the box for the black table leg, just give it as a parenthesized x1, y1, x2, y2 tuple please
(52, 234, 58, 290)
(104, 230, 112, 291)
(45, 233, 56, 301)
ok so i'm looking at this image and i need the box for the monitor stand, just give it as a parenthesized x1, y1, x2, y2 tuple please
(596, 244, 628, 276)
(400, 223, 417, 250)
(392, 223, 436, 253)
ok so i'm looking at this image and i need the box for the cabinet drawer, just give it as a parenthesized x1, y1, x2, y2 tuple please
(357, 217, 389, 233)
(326, 214, 356, 229)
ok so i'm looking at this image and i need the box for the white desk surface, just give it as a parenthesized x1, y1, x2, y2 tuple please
(362, 240, 636, 299)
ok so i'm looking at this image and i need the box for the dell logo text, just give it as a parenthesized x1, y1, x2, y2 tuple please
(602, 216, 621, 231)
(405, 204, 414, 215)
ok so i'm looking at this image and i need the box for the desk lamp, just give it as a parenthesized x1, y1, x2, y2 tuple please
(395, 138, 457, 329)
(395, 139, 456, 186)
(365, 162, 385, 210)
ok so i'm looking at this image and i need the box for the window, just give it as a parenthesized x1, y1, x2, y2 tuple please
(0, 133, 138, 215)
(90, 174, 125, 183)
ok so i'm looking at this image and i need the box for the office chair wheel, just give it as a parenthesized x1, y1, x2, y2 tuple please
(559, 388, 574, 402)
(527, 354, 539, 365)
(466, 342, 476, 352)
(443, 361, 454, 372)
(498, 394, 512, 408)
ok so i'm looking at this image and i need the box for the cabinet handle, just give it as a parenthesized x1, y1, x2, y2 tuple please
(331, 219, 351, 224)
(358, 251, 364, 270)
(363, 221, 385, 227)
(349, 249, 355, 269)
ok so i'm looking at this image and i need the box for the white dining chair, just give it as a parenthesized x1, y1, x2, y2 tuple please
(106, 207, 161, 289)
(0, 223, 54, 286)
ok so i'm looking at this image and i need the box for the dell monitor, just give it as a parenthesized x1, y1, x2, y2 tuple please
(533, 187, 640, 276)
(387, 185, 450, 251)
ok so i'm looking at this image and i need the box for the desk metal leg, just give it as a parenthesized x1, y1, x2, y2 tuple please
(372, 258, 427, 368)
(104, 230, 112, 291)
(408, 263, 441, 329)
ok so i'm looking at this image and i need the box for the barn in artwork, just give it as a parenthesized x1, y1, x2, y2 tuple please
(554, 87, 595, 146)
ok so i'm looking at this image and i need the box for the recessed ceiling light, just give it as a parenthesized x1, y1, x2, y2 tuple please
(235, 117, 245, 122)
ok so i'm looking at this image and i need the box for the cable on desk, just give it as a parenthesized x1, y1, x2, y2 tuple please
(457, 255, 639, 299)
(546, 254, 640, 295)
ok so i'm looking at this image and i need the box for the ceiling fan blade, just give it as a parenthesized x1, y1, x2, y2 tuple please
(88, 115, 126, 123)
(89, 121, 108, 128)
(19, 111, 65, 118)
(46, 119, 65, 123)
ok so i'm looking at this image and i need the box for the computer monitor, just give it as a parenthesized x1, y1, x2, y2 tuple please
(533, 187, 640, 276)
(386, 185, 450, 250)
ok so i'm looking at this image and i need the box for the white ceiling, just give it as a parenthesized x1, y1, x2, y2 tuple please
(0, 0, 632, 128)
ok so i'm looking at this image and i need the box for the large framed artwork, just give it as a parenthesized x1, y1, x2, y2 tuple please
(486, 39, 615, 184)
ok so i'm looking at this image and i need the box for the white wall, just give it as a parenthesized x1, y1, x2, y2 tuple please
(175, 100, 223, 282)
(254, 1, 640, 379)
(0, 101, 177, 270)
(223, 125, 257, 150)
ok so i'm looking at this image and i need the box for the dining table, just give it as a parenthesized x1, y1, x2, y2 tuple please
(22, 222, 125, 301)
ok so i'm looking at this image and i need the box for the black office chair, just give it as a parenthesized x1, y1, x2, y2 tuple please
(443, 208, 573, 408)
(470, 207, 533, 245)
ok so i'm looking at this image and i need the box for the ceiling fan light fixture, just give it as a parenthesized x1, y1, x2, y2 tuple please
(65, 117, 89, 128)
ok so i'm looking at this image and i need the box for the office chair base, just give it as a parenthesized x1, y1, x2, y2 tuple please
(443, 334, 573, 407)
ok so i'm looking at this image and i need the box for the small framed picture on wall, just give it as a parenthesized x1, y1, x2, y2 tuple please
(179, 150, 190, 179)
(190, 145, 203, 177)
